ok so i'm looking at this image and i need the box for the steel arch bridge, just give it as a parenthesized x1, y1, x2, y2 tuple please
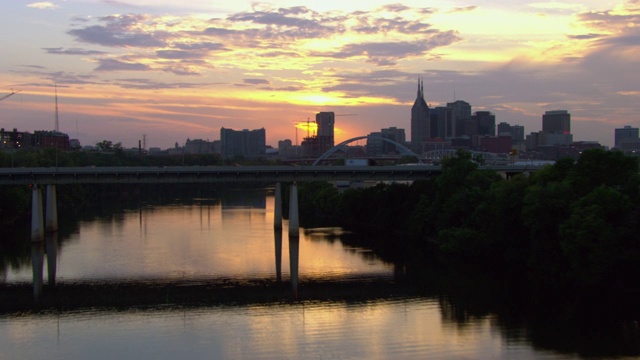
(312, 136, 421, 166)
(422, 149, 505, 164)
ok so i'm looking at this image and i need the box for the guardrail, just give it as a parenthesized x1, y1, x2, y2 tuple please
(0, 164, 544, 185)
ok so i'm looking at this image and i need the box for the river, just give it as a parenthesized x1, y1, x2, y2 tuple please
(0, 185, 638, 359)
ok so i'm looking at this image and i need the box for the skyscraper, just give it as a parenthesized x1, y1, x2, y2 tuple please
(446, 100, 471, 137)
(411, 79, 430, 149)
(315, 111, 335, 147)
(220, 127, 266, 159)
(473, 111, 496, 136)
(381, 126, 406, 154)
(615, 125, 640, 150)
(542, 110, 570, 134)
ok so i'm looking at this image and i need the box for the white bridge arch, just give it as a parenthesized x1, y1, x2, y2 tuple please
(312, 136, 421, 166)
(312, 139, 508, 166)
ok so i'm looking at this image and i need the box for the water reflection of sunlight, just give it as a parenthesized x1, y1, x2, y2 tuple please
(4, 192, 393, 284)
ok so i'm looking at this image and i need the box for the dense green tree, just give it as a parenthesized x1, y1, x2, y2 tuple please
(559, 186, 638, 288)
(95, 140, 114, 152)
(568, 148, 640, 199)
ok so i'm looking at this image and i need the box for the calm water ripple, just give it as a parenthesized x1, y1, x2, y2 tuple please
(0, 186, 638, 359)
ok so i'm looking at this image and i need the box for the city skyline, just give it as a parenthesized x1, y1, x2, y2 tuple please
(1, 1, 639, 149)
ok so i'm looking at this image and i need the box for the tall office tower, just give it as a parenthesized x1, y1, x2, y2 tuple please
(542, 110, 571, 134)
(430, 107, 455, 139)
(315, 111, 335, 154)
(316, 112, 335, 145)
(366, 132, 384, 156)
(381, 126, 406, 154)
(615, 125, 640, 148)
(512, 125, 525, 143)
(446, 100, 471, 137)
(430, 107, 446, 139)
(220, 127, 266, 159)
(473, 111, 496, 136)
(411, 79, 430, 148)
(497, 122, 512, 135)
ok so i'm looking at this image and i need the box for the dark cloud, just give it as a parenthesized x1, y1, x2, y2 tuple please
(174, 42, 227, 51)
(70, 16, 90, 23)
(203, 27, 242, 36)
(577, 9, 640, 33)
(68, 24, 167, 47)
(417, 8, 437, 15)
(566, 33, 603, 40)
(270, 85, 304, 91)
(260, 50, 301, 58)
(67, 14, 169, 47)
(353, 17, 434, 35)
(44, 47, 107, 55)
(113, 78, 205, 89)
(229, 8, 319, 28)
(156, 50, 202, 59)
(277, 6, 312, 16)
(314, 32, 460, 64)
(243, 78, 270, 85)
(227, 9, 339, 40)
(449, 6, 477, 13)
(367, 58, 398, 66)
(20, 64, 47, 69)
(595, 34, 640, 47)
(96, 59, 150, 71)
(381, 4, 411, 13)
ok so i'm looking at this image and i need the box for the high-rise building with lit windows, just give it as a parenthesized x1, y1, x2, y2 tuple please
(542, 110, 570, 134)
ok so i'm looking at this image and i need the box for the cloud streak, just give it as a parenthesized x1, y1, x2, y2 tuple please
(27, 2, 58, 10)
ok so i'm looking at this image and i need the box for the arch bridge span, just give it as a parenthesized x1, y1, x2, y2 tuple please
(312, 136, 421, 166)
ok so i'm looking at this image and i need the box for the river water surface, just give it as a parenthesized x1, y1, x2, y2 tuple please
(1, 186, 638, 359)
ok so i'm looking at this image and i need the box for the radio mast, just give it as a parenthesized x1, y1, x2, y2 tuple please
(54, 84, 60, 132)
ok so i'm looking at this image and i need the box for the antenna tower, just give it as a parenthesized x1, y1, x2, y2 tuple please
(54, 84, 60, 132)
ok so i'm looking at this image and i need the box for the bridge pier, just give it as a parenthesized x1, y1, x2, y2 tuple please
(289, 235, 299, 300)
(45, 185, 58, 232)
(288, 183, 299, 238)
(274, 228, 282, 282)
(31, 185, 44, 241)
(46, 232, 58, 286)
(31, 241, 45, 299)
(274, 182, 282, 229)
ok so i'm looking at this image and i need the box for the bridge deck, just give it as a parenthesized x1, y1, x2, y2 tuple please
(0, 165, 542, 185)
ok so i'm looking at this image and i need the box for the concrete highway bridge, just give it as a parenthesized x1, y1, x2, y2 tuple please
(0, 164, 545, 242)
(0, 164, 542, 185)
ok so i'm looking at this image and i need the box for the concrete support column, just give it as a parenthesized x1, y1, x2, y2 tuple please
(45, 232, 59, 286)
(31, 185, 44, 242)
(31, 242, 44, 300)
(288, 183, 299, 238)
(289, 236, 299, 300)
(45, 184, 58, 232)
(274, 228, 282, 282)
(274, 182, 282, 229)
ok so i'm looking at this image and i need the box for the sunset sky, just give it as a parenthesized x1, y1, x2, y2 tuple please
(1, 0, 639, 149)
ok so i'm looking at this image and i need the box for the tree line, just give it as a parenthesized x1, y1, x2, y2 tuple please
(296, 149, 640, 292)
